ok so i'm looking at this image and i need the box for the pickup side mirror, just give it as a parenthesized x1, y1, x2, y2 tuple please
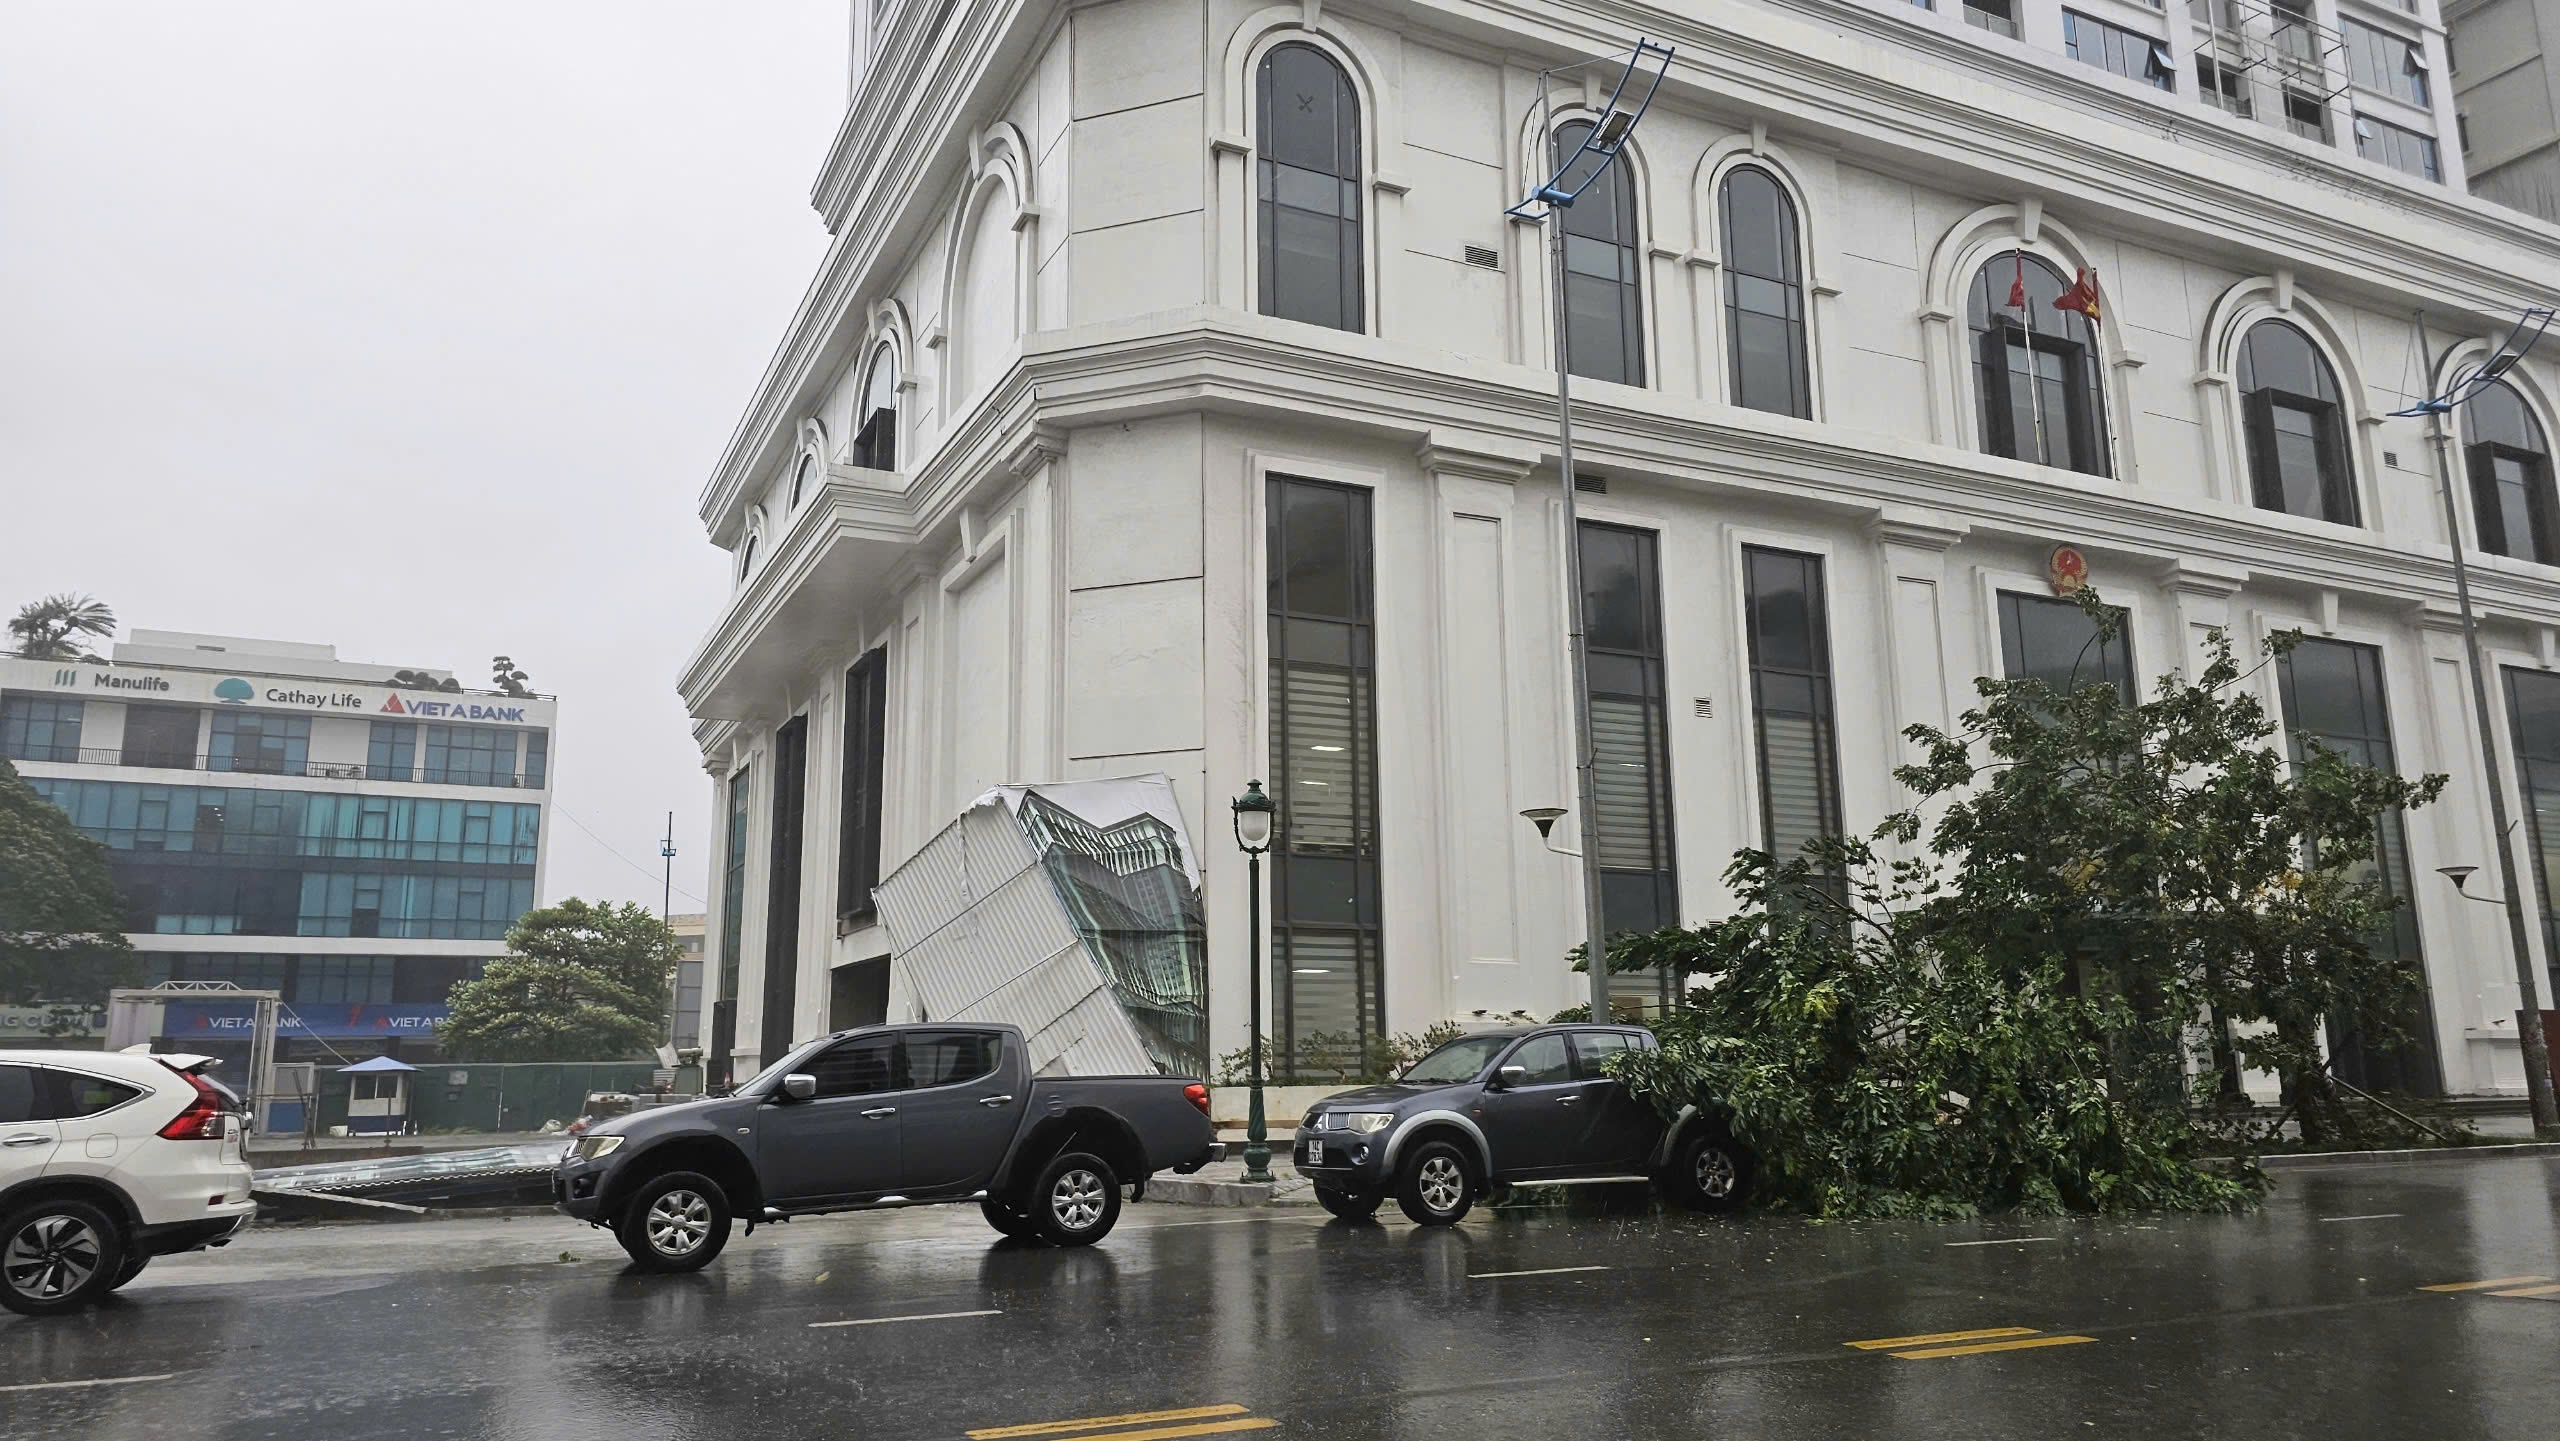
(1493, 1065, 1527, 1091)
(778, 1073, 817, 1102)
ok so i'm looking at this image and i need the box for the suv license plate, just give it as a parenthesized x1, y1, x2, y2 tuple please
(1308, 1141, 1324, 1164)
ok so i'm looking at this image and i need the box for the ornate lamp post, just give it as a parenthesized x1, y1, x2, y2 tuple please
(1231, 780, 1277, 1183)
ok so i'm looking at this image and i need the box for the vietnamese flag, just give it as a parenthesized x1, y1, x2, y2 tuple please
(2053, 266, 2103, 329)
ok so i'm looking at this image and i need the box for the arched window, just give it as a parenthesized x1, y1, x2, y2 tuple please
(853, 344, 898, 471)
(789, 455, 814, 509)
(1554, 120, 1644, 386)
(2238, 320, 2357, 525)
(1965, 252, 2108, 476)
(1256, 44, 1362, 332)
(2466, 380, 2556, 563)
(1719, 165, 1809, 418)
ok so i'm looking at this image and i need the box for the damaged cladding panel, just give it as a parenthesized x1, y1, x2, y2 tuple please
(873, 776, 1208, 1078)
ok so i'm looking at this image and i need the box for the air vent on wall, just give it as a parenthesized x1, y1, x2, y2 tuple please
(1574, 473, 1607, 494)
(1694, 697, 1713, 718)
(1462, 244, 1501, 269)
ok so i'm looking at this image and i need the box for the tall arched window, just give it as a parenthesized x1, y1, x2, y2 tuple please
(2466, 380, 2556, 563)
(1965, 252, 2108, 476)
(1554, 121, 1644, 386)
(853, 344, 898, 471)
(1256, 44, 1363, 332)
(1719, 165, 1809, 418)
(2238, 320, 2357, 525)
(789, 455, 814, 509)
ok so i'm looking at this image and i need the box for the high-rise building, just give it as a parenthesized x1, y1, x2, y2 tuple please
(2, 631, 553, 1067)
(2447, 0, 2560, 219)
(682, 0, 2551, 1098)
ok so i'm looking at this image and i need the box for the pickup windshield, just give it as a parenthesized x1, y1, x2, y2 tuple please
(1399, 1034, 1513, 1085)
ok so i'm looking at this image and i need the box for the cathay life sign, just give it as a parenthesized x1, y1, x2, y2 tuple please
(0, 658, 546, 724)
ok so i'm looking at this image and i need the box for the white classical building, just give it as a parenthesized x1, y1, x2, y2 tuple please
(681, 0, 2560, 1096)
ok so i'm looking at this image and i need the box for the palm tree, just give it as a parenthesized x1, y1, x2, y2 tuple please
(7, 595, 117, 660)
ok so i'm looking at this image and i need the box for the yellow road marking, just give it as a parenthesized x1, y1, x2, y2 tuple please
(1844, 1326, 2040, 1351)
(1048, 1422, 1276, 1441)
(967, 1405, 1250, 1439)
(2419, 1276, 2555, 1292)
(2488, 1283, 2560, 1299)
(1891, 1334, 2098, 1360)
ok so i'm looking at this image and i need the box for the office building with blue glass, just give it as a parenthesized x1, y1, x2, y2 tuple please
(0, 631, 554, 1062)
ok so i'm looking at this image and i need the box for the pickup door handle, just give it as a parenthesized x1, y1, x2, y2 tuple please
(1, 1135, 47, 1148)
(1555, 1096, 1579, 1105)
(977, 1095, 1015, 1107)
(860, 1107, 897, 1119)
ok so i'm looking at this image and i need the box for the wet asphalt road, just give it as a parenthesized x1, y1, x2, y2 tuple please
(5, 1157, 2557, 1441)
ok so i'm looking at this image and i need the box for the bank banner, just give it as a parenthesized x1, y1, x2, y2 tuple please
(161, 1002, 447, 1040)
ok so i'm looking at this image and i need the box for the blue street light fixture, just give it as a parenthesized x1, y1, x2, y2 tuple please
(1231, 780, 1278, 1183)
(1506, 37, 1674, 1025)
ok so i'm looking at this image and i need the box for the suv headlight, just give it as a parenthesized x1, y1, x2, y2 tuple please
(571, 1135, 625, 1163)
(1337, 1112, 1395, 1134)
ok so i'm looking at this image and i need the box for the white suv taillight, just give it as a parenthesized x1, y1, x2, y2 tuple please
(158, 1068, 230, 1141)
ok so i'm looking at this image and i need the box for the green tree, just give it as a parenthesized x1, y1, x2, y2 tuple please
(438, 900, 678, 1062)
(1897, 603, 2442, 1145)
(0, 759, 137, 1032)
(7, 594, 115, 660)
(1605, 599, 2443, 1213)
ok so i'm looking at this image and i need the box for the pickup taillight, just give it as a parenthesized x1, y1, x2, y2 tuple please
(1183, 1083, 1209, 1117)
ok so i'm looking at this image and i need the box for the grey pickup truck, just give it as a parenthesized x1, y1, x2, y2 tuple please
(553, 1023, 1221, 1270)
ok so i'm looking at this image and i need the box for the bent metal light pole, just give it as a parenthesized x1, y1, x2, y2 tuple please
(1508, 38, 1674, 1024)
(2399, 309, 2560, 1135)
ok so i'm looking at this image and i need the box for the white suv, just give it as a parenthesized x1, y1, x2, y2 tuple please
(0, 1048, 256, 1316)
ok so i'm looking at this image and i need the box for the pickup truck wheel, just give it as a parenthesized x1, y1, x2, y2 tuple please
(1393, 1141, 1475, 1226)
(617, 1171, 733, 1273)
(1664, 1127, 1755, 1215)
(979, 1197, 1040, 1240)
(1030, 1152, 1121, 1246)
(0, 1198, 125, 1316)
(1314, 1185, 1381, 1221)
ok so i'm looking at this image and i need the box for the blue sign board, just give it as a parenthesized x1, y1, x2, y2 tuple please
(162, 1002, 447, 1040)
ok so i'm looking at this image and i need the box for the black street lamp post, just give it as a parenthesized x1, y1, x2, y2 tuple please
(1232, 780, 1277, 1184)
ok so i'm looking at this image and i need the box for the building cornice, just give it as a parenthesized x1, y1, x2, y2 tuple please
(1006, 315, 2560, 619)
(679, 311, 2560, 722)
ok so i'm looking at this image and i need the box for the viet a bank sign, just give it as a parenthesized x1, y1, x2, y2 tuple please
(161, 1002, 447, 1041)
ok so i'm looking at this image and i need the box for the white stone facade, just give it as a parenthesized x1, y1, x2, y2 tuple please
(682, 0, 2560, 1095)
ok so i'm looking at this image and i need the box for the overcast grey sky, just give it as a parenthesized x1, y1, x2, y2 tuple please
(1, 1, 845, 911)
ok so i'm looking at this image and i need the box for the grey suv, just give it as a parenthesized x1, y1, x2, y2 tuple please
(1289, 1023, 1752, 1225)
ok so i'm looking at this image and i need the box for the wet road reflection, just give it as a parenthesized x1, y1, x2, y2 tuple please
(2, 1158, 2553, 1440)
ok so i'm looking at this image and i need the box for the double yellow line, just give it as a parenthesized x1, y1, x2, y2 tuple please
(966, 1403, 1277, 1441)
(1846, 1325, 2097, 1360)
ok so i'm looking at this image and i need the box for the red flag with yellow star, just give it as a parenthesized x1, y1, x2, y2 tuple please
(2053, 266, 2103, 329)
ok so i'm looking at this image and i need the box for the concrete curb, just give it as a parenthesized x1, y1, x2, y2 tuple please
(2260, 1140, 2560, 1171)
(1144, 1175, 1322, 1207)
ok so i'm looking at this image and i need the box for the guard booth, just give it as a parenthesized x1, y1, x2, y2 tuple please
(339, 1055, 416, 1136)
